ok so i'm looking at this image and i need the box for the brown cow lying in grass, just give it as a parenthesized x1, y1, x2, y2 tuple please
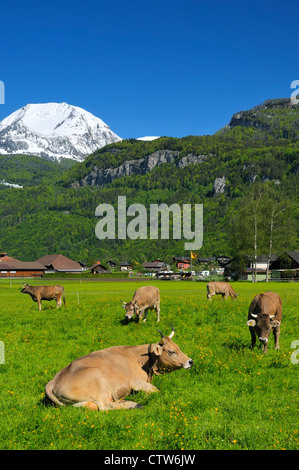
(45, 327, 193, 410)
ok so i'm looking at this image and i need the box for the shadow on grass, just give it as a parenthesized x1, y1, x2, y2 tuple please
(38, 395, 56, 408)
(119, 317, 140, 326)
(222, 339, 250, 352)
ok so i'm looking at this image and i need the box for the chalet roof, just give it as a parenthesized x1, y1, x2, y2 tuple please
(92, 265, 109, 272)
(89, 262, 108, 271)
(0, 253, 20, 263)
(245, 268, 269, 273)
(36, 254, 83, 272)
(0, 261, 45, 271)
(269, 251, 299, 269)
(173, 257, 190, 262)
(142, 262, 165, 268)
(246, 254, 278, 262)
(288, 251, 299, 264)
(197, 257, 216, 262)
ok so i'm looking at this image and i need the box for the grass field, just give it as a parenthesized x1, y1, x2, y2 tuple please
(0, 279, 298, 450)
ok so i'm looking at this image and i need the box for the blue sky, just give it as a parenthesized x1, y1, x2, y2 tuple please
(0, 0, 298, 139)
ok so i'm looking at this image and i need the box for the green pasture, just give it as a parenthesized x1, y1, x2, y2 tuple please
(0, 279, 298, 450)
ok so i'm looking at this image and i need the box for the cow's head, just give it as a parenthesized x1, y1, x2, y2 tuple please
(233, 292, 239, 299)
(152, 326, 193, 374)
(247, 314, 280, 351)
(121, 300, 139, 320)
(21, 284, 30, 294)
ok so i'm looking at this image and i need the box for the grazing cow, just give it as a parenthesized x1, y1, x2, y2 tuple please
(122, 285, 160, 322)
(247, 291, 282, 353)
(21, 284, 65, 311)
(45, 327, 193, 410)
(207, 281, 238, 301)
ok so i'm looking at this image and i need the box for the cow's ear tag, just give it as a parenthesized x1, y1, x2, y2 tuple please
(247, 319, 256, 327)
(153, 345, 162, 356)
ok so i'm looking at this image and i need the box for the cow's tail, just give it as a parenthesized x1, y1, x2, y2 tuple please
(45, 380, 65, 407)
(63, 295, 66, 306)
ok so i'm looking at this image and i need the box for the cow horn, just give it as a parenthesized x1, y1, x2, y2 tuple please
(269, 314, 276, 319)
(157, 329, 164, 339)
(168, 325, 175, 339)
(250, 312, 258, 318)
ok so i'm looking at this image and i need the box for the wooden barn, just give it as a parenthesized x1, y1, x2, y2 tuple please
(0, 261, 46, 278)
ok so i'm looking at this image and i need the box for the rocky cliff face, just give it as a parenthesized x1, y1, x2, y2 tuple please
(213, 176, 226, 194)
(217, 98, 299, 138)
(71, 150, 209, 187)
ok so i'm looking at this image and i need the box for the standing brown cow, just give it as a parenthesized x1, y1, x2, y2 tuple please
(21, 284, 65, 311)
(247, 291, 282, 353)
(122, 285, 160, 322)
(207, 281, 238, 301)
(45, 327, 193, 410)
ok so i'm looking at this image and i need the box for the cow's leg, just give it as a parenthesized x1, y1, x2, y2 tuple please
(103, 401, 142, 410)
(249, 327, 256, 349)
(73, 401, 100, 410)
(273, 326, 281, 350)
(70, 399, 142, 411)
(138, 309, 145, 322)
(207, 291, 212, 301)
(133, 381, 159, 394)
(142, 309, 150, 323)
(56, 295, 62, 308)
(155, 301, 160, 322)
(37, 299, 42, 311)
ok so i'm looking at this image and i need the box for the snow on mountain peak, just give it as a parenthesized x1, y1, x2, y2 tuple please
(0, 102, 122, 161)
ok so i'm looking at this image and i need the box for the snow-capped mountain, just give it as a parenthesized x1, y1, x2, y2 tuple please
(0, 102, 122, 161)
(137, 136, 160, 141)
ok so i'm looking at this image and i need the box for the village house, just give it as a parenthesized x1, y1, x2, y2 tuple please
(173, 257, 190, 270)
(89, 261, 110, 273)
(0, 252, 46, 277)
(35, 254, 84, 274)
(243, 255, 277, 281)
(142, 259, 169, 273)
(0, 252, 20, 263)
(119, 261, 132, 271)
(106, 260, 118, 269)
(269, 251, 299, 279)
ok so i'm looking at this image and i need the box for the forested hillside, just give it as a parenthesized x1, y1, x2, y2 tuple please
(0, 99, 298, 266)
(0, 154, 75, 187)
